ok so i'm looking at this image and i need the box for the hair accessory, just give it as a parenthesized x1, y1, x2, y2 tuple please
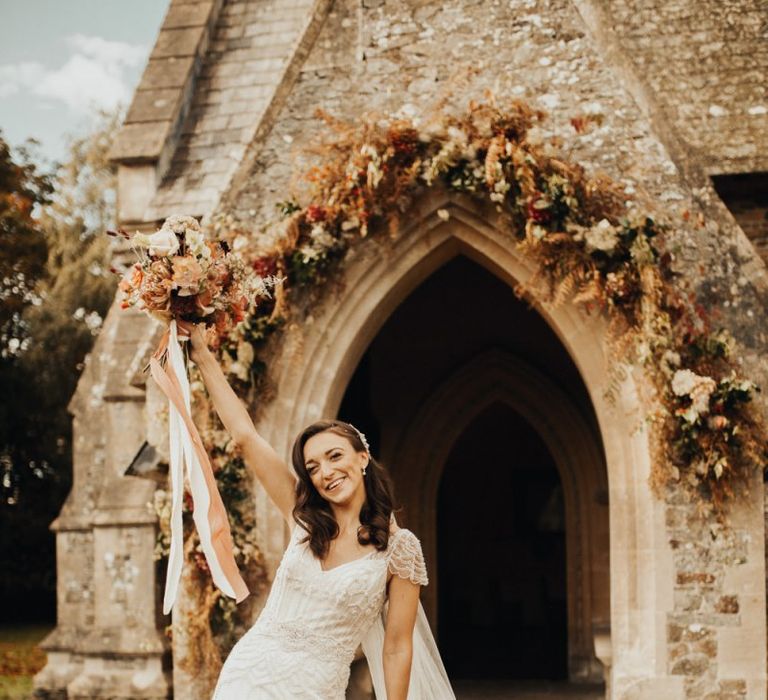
(348, 423, 371, 456)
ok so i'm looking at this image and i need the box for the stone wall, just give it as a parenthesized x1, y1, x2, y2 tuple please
(666, 496, 753, 698)
(34, 300, 170, 699)
(595, 0, 768, 175)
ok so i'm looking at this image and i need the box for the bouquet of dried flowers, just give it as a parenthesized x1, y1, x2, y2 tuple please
(109, 215, 283, 614)
(113, 215, 281, 337)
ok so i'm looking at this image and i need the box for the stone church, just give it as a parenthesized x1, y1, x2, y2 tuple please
(34, 0, 768, 698)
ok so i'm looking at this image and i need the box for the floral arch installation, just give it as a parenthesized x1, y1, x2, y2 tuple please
(256, 192, 659, 675)
(204, 97, 764, 517)
(143, 97, 768, 675)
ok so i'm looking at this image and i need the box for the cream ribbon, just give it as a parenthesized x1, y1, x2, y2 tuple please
(150, 321, 248, 614)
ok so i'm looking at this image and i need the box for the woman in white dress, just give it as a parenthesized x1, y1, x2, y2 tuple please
(180, 323, 454, 699)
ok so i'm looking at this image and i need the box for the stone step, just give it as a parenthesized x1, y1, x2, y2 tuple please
(454, 680, 606, 700)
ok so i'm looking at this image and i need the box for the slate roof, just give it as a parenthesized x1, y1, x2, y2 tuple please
(110, 0, 318, 221)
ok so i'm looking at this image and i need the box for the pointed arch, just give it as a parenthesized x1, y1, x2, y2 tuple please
(254, 190, 676, 694)
(391, 348, 608, 681)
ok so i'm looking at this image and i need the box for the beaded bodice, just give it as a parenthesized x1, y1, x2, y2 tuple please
(213, 523, 428, 700)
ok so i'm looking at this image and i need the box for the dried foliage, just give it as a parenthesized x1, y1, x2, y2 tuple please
(207, 98, 765, 515)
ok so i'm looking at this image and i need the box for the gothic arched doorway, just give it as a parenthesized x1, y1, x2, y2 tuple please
(264, 194, 676, 695)
(337, 254, 608, 684)
(437, 402, 567, 680)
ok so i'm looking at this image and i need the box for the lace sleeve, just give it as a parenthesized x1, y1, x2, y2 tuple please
(387, 529, 428, 586)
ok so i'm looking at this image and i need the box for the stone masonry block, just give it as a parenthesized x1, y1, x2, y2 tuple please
(109, 122, 172, 162)
(671, 653, 710, 676)
(164, 1, 214, 29)
(151, 26, 206, 59)
(126, 89, 182, 124)
(140, 57, 195, 90)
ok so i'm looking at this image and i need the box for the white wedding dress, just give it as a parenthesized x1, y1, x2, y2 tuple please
(212, 523, 454, 699)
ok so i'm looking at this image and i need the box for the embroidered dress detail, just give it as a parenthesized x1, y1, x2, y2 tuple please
(212, 524, 441, 699)
(387, 528, 429, 586)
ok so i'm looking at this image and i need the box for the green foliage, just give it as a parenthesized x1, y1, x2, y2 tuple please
(0, 112, 121, 619)
(0, 135, 53, 357)
(288, 248, 329, 286)
(2, 111, 119, 507)
(276, 199, 301, 218)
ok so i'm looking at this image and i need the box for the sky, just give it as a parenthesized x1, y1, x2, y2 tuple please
(0, 1, 169, 165)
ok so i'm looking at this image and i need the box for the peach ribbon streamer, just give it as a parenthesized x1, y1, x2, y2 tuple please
(150, 321, 248, 614)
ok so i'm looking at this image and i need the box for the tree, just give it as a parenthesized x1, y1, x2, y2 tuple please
(17, 111, 120, 500)
(0, 113, 120, 620)
(0, 134, 52, 358)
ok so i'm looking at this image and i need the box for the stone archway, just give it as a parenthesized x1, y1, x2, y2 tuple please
(255, 191, 678, 697)
(391, 348, 608, 683)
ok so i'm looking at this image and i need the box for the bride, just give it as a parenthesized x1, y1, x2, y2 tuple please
(179, 322, 454, 699)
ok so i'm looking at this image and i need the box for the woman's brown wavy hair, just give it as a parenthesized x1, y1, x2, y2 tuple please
(291, 419, 396, 560)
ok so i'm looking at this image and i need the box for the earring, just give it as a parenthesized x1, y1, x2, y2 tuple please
(362, 463, 368, 476)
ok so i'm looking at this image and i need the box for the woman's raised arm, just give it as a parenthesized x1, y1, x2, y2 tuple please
(181, 322, 296, 524)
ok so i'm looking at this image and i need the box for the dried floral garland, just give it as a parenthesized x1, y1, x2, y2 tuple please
(205, 97, 764, 514)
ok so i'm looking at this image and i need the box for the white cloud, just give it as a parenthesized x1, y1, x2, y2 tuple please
(66, 33, 147, 69)
(0, 62, 46, 98)
(0, 34, 147, 114)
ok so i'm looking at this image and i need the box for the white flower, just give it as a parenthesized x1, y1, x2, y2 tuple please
(662, 350, 681, 369)
(249, 274, 284, 298)
(232, 235, 249, 252)
(163, 215, 200, 235)
(672, 369, 716, 420)
(671, 369, 700, 397)
(530, 224, 547, 240)
(447, 126, 468, 144)
(84, 311, 103, 334)
(671, 370, 695, 396)
(140, 228, 180, 257)
(184, 226, 209, 259)
(690, 382, 716, 416)
(229, 362, 249, 382)
(309, 223, 335, 249)
(713, 457, 727, 479)
(583, 218, 619, 254)
(299, 245, 321, 263)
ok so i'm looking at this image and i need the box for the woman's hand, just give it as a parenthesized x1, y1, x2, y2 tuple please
(176, 320, 209, 363)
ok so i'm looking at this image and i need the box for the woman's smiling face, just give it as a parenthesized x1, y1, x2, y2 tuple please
(303, 430, 368, 505)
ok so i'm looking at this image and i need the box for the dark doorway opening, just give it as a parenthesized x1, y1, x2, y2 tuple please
(437, 401, 567, 680)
